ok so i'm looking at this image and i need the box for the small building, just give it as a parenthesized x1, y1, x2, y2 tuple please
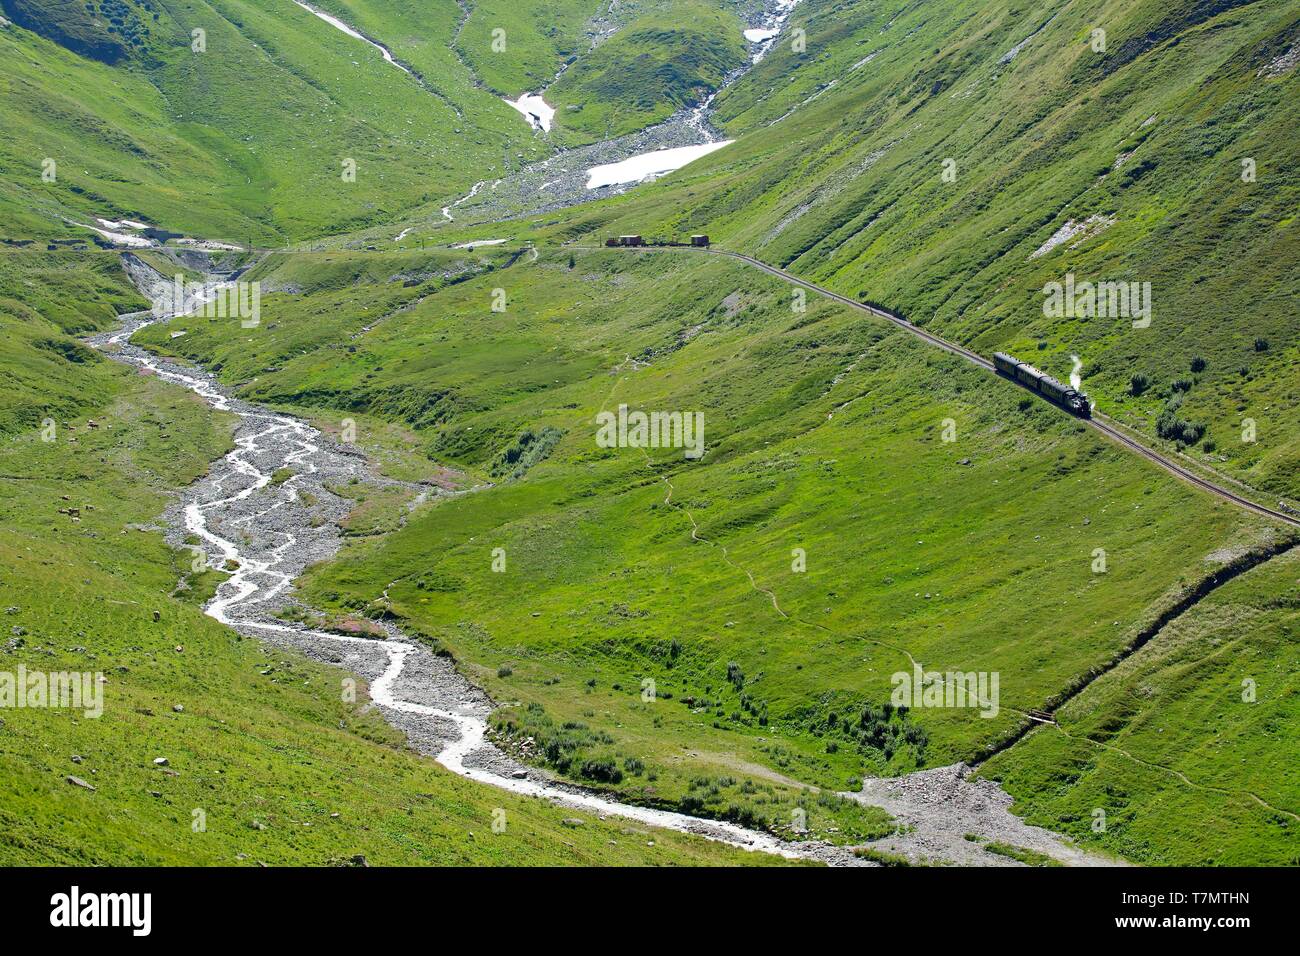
(690, 234, 710, 247)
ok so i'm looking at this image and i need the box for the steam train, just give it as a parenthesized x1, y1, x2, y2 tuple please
(993, 352, 1092, 418)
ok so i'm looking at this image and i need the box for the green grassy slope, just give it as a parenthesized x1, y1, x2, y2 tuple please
(0, 0, 768, 239)
(542, 0, 1300, 501)
(453, 0, 596, 97)
(0, 250, 778, 865)
(0, 251, 143, 432)
(981, 547, 1300, 866)
(132, 245, 1291, 852)
(0, 0, 550, 243)
(547, 4, 748, 141)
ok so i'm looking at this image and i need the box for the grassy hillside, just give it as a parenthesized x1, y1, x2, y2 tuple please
(132, 244, 1293, 854)
(0, 0, 550, 243)
(547, 4, 748, 140)
(452, 0, 597, 97)
(0, 249, 779, 865)
(0, 0, 766, 240)
(0, 0, 520, 243)
(541, 0, 1300, 501)
(982, 546, 1300, 866)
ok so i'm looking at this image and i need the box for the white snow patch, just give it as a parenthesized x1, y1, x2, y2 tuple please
(452, 238, 508, 249)
(586, 140, 733, 189)
(73, 221, 155, 247)
(744, 28, 778, 42)
(505, 93, 555, 132)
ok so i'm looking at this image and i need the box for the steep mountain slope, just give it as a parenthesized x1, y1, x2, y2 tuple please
(546, 0, 1300, 501)
(547, 3, 748, 140)
(0, 0, 762, 242)
(1, 0, 536, 242)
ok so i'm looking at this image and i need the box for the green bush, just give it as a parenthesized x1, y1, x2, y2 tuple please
(489, 426, 565, 480)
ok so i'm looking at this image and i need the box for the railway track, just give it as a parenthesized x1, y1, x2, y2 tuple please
(593, 243, 1300, 529)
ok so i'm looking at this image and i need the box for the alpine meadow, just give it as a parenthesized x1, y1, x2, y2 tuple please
(0, 0, 1297, 919)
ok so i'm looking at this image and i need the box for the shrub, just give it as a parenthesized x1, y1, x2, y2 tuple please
(578, 758, 622, 784)
(489, 426, 564, 480)
(1190, 356, 1207, 373)
(496, 664, 513, 678)
(1254, 338, 1270, 352)
(1157, 407, 1205, 444)
(1128, 372, 1151, 396)
(726, 661, 744, 692)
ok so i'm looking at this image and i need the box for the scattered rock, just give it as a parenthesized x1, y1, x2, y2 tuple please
(153, 757, 169, 766)
(66, 775, 96, 792)
(70, 755, 83, 764)
(172, 704, 184, 713)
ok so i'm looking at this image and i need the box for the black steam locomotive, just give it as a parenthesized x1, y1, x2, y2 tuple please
(993, 352, 1091, 418)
